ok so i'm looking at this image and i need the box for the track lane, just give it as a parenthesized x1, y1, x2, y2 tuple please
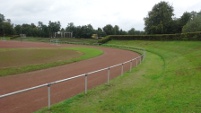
(0, 41, 140, 113)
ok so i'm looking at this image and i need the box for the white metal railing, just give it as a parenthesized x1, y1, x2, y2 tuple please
(0, 45, 145, 110)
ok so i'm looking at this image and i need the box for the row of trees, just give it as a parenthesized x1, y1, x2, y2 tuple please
(1, 1, 200, 38)
(0, 14, 14, 36)
(0, 14, 144, 38)
(144, 1, 201, 34)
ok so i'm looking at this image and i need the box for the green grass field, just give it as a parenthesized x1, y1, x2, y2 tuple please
(36, 40, 201, 113)
(11, 37, 98, 44)
(0, 47, 103, 77)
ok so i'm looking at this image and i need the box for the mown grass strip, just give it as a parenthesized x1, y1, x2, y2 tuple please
(36, 46, 163, 113)
(11, 37, 98, 44)
(0, 47, 103, 77)
(36, 40, 201, 113)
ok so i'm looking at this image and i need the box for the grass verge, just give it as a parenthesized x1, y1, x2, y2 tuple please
(36, 40, 201, 113)
(0, 47, 103, 77)
(11, 37, 98, 44)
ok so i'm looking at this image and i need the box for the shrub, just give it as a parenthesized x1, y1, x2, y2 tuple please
(98, 36, 111, 44)
(102, 32, 201, 43)
(10, 35, 20, 39)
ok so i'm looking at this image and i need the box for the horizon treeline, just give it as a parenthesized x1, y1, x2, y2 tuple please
(0, 15, 144, 38)
(0, 1, 201, 38)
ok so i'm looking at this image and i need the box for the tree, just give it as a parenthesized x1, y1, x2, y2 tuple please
(48, 21, 61, 38)
(180, 12, 192, 28)
(0, 13, 5, 36)
(0, 14, 14, 36)
(144, 1, 174, 34)
(79, 24, 95, 38)
(66, 22, 75, 32)
(119, 29, 127, 35)
(182, 11, 201, 32)
(95, 27, 106, 37)
(170, 18, 180, 33)
(113, 25, 120, 35)
(173, 12, 192, 33)
(14, 25, 22, 35)
(21, 24, 32, 36)
(85, 24, 94, 38)
(38, 21, 49, 37)
(3, 22, 14, 35)
(65, 23, 95, 38)
(66, 22, 76, 37)
(0, 13, 5, 21)
(128, 28, 136, 35)
(103, 24, 114, 35)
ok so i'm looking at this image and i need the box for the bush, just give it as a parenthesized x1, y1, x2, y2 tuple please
(10, 35, 20, 39)
(102, 32, 201, 43)
(98, 36, 111, 44)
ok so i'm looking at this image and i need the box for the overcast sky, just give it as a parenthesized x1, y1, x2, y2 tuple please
(0, 0, 201, 31)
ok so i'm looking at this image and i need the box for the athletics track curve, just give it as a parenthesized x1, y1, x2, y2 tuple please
(0, 40, 140, 113)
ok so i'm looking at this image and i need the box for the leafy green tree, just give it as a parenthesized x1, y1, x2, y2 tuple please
(65, 23, 95, 38)
(127, 28, 145, 35)
(144, 1, 174, 34)
(180, 12, 192, 28)
(18, 23, 40, 37)
(65, 22, 76, 37)
(0, 13, 5, 36)
(128, 28, 135, 35)
(0, 13, 5, 21)
(38, 21, 49, 37)
(66, 22, 75, 32)
(103, 24, 114, 35)
(172, 12, 192, 33)
(75, 26, 82, 38)
(119, 29, 127, 35)
(3, 21, 14, 35)
(21, 24, 32, 36)
(14, 25, 22, 35)
(0, 14, 14, 36)
(48, 21, 61, 38)
(95, 27, 106, 37)
(170, 18, 180, 33)
(85, 24, 94, 38)
(114, 25, 120, 35)
(182, 11, 201, 32)
(79, 24, 95, 38)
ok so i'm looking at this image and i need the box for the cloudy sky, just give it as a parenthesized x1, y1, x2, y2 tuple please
(0, 0, 201, 31)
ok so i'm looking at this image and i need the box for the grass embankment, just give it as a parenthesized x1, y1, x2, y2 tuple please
(37, 40, 201, 113)
(0, 47, 103, 77)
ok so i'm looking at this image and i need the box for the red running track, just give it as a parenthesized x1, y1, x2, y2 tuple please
(0, 40, 140, 113)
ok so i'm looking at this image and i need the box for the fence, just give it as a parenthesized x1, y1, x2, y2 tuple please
(0, 45, 145, 112)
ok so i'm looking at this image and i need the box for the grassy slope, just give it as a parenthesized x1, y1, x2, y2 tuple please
(37, 40, 201, 113)
(0, 47, 103, 77)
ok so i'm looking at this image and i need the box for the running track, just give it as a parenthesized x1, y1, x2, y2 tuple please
(0, 40, 139, 113)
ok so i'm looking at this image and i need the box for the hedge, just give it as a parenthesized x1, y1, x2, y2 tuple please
(98, 36, 112, 44)
(98, 31, 201, 44)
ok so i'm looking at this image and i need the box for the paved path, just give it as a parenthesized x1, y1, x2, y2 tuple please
(0, 41, 139, 113)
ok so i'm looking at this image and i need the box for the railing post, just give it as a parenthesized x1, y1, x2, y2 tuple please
(121, 63, 124, 75)
(85, 74, 88, 94)
(136, 58, 138, 66)
(140, 56, 141, 64)
(130, 60, 133, 72)
(107, 67, 110, 84)
(47, 83, 51, 109)
(143, 50, 146, 61)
